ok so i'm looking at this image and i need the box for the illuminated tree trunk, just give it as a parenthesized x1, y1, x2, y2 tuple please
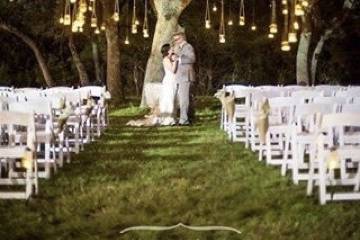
(69, 35, 89, 86)
(310, 0, 354, 85)
(296, 15, 311, 86)
(0, 23, 54, 87)
(92, 41, 102, 84)
(141, 0, 192, 107)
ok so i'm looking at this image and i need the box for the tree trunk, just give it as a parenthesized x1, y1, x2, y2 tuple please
(310, 0, 354, 85)
(141, 0, 192, 107)
(92, 41, 102, 84)
(69, 35, 90, 86)
(105, 21, 124, 103)
(0, 23, 54, 87)
(296, 32, 312, 85)
(311, 30, 332, 85)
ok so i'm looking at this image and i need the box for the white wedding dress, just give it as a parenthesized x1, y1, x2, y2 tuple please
(156, 63, 177, 126)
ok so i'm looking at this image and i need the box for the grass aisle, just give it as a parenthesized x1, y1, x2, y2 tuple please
(1, 98, 360, 240)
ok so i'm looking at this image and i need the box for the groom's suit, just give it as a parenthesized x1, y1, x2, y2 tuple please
(175, 41, 196, 124)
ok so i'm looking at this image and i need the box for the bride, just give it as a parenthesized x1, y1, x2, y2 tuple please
(155, 43, 178, 126)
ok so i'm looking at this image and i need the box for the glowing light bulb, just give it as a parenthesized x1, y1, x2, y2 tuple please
(101, 24, 106, 31)
(251, 25, 257, 31)
(228, 20, 233, 26)
(268, 33, 274, 39)
(70, 0, 76, 3)
(288, 32, 298, 43)
(64, 15, 71, 26)
(212, 4, 217, 12)
(131, 24, 138, 34)
(301, 0, 309, 7)
(219, 34, 225, 43)
(124, 36, 130, 45)
(59, 17, 64, 24)
(239, 17, 245, 26)
(143, 29, 149, 38)
(295, 4, 304, 16)
(281, 41, 291, 51)
(94, 28, 100, 34)
(91, 17, 97, 28)
(282, 8, 288, 15)
(294, 21, 300, 30)
(113, 13, 120, 22)
(205, 20, 211, 29)
(269, 24, 278, 33)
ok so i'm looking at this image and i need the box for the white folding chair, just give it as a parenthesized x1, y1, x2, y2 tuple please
(0, 111, 38, 199)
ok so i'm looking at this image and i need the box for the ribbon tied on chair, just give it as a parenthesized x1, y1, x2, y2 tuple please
(256, 99, 270, 144)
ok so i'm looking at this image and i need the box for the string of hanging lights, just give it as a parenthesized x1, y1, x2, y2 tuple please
(268, 0, 277, 39)
(143, 0, 149, 38)
(281, 0, 291, 51)
(227, 0, 233, 26)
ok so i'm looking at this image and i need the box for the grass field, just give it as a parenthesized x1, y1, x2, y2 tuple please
(1, 97, 360, 240)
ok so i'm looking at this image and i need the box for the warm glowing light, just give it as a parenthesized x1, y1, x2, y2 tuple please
(91, 17, 97, 28)
(113, 13, 119, 22)
(294, 21, 300, 30)
(281, 41, 291, 51)
(239, 17, 245, 26)
(143, 29, 149, 38)
(205, 20, 211, 29)
(228, 20, 233, 26)
(269, 23, 278, 33)
(64, 15, 71, 26)
(219, 34, 225, 43)
(59, 17, 64, 24)
(288, 32, 297, 43)
(282, 8, 288, 15)
(124, 36, 130, 45)
(251, 25, 257, 31)
(295, 4, 304, 16)
(213, 4, 218, 12)
(100, 24, 106, 31)
(301, 0, 309, 7)
(131, 24, 138, 34)
(70, 0, 76, 3)
(268, 33, 274, 38)
(94, 28, 100, 34)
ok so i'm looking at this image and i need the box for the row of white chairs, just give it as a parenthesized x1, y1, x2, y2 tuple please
(219, 84, 360, 204)
(0, 86, 111, 199)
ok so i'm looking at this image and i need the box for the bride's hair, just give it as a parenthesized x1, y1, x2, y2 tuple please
(161, 44, 171, 58)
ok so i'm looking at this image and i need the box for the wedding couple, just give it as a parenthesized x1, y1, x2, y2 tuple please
(155, 32, 196, 126)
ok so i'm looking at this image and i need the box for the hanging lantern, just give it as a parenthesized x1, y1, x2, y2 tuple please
(227, 0, 233, 26)
(295, 1, 305, 16)
(70, 0, 76, 3)
(90, 0, 97, 28)
(131, 0, 138, 34)
(251, 0, 256, 31)
(212, 2, 218, 12)
(124, 35, 130, 45)
(59, 17, 64, 24)
(269, 0, 277, 34)
(294, 21, 300, 30)
(79, 0, 87, 13)
(205, 0, 211, 29)
(101, 23, 106, 31)
(301, 0, 309, 7)
(113, 0, 120, 22)
(268, 33, 274, 38)
(281, 41, 291, 51)
(94, 27, 100, 34)
(288, 32, 297, 42)
(281, 1, 291, 51)
(289, 0, 298, 43)
(143, 0, 150, 38)
(282, 0, 288, 15)
(64, 0, 71, 26)
(219, 0, 225, 43)
(239, 0, 245, 26)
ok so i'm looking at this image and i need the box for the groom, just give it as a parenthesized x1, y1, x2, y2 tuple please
(172, 32, 196, 125)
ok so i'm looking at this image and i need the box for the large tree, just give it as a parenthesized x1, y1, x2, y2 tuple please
(141, 0, 192, 107)
(0, 22, 55, 87)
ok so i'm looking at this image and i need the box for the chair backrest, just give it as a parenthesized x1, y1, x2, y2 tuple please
(8, 100, 52, 116)
(335, 88, 360, 98)
(352, 97, 360, 104)
(313, 96, 348, 106)
(77, 86, 106, 98)
(291, 90, 324, 102)
(0, 111, 36, 150)
(341, 104, 360, 114)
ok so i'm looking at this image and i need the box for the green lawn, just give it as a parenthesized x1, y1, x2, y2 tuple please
(1, 97, 360, 240)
